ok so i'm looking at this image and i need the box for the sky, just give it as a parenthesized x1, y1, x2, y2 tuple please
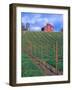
(21, 12, 63, 32)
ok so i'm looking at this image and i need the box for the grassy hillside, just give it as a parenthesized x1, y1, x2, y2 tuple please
(21, 53, 44, 77)
(21, 31, 63, 77)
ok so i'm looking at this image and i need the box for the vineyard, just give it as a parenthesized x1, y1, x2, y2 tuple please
(21, 31, 63, 77)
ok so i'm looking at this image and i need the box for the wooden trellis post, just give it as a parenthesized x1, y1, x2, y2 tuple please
(56, 41, 58, 74)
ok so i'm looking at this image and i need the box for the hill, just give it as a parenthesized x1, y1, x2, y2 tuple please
(21, 31, 63, 77)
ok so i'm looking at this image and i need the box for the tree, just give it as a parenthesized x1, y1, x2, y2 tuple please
(21, 23, 26, 31)
(26, 23, 30, 31)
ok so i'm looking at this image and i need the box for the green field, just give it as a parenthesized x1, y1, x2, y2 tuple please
(21, 53, 44, 77)
(21, 31, 63, 77)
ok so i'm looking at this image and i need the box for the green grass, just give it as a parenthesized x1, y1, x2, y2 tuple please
(22, 31, 63, 76)
(46, 60, 63, 71)
(21, 53, 44, 77)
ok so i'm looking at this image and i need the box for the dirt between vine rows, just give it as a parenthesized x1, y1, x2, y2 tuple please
(28, 53, 62, 75)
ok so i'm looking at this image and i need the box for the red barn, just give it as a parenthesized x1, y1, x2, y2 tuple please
(43, 23, 54, 32)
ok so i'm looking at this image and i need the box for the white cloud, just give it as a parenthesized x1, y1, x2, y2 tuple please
(22, 14, 42, 25)
(34, 14, 42, 19)
(43, 18, 49, 25)
(31, 26, 41, 31)
(22, 16, 29, 23)
(37, 18, 42, 22)
(22, 16, 36, 24)
(47, 15, 63, 24)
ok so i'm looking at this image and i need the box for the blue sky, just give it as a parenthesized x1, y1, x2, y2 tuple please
(21, 12, 63, 32)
